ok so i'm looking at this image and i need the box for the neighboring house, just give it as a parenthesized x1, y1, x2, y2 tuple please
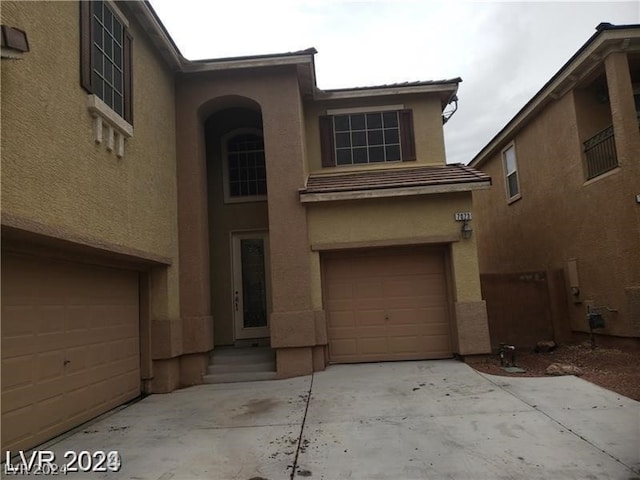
(1, 1, 491, 454)
(470, 23, 640, 347)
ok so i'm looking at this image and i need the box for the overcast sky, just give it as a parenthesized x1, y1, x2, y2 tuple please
(149, 1, 640, 165)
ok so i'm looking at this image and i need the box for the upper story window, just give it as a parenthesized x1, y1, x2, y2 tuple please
(502, 143, 521, 202)
(223, 132, 267, 203)
(319, 108, 416, 167)
(80, 0, 132, 123)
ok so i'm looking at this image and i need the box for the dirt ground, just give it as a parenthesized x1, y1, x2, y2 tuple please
(464, 342, 640, 401)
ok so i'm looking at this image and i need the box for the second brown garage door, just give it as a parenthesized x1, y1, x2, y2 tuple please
(1, 253, 140, 455)
(323, 247, 452, 363)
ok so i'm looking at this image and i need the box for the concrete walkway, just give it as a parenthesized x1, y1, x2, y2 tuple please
(18, 360, 640, 479)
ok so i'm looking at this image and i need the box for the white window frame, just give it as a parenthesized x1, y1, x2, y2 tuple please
(222, 128, 267, 204)
(502, 142, 521, 203)
(83, 0, 133, 157)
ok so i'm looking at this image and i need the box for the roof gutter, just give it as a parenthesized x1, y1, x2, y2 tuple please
(126, 1, 186, 71)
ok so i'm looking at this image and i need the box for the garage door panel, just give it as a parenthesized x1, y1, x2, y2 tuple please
(326, 310, 355, 328)
(324, 247, 452, 363)
(387, 322, 450, 337)
(38, 307, 67, 333)
(359, 337, 389, 355)
(37, 352, 66, 381)
(327, 281, 353, 299)
(33, 377, 67, 403)
(353, 280, 384, 298)
(328, 326, 362, 339)
(386, 309, 448, 326)
(1, 254, 140, 455)
(387, 336, 426, 353)
(2, 385, 36, 413)
(355, 310, 386, 326)
(37, 396, 67, 430)
(3, 406, 36, 448)
(1, 356, 34, 389)
(2, 306, 38, 335)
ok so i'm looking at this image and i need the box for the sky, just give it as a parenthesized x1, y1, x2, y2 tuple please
(149, 1, 640, 165)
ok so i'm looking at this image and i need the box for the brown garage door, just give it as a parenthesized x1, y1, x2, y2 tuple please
(323, 247, 452, 363)
(1, 253, 140, 454)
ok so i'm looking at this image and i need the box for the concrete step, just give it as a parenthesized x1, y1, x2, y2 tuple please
(205, 346, 276, 384)
(202, 371, 278, 384)
(209, 346, 275, 365)
(207, 361, 275, 375)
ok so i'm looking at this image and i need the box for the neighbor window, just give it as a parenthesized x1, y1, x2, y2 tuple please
(80, 0, 132, 123)
(502, 144, 520, 201)
(319, 109, 416, 167)
(225, 133, 267, 201)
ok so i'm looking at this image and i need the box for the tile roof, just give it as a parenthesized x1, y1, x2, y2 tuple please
(300, 164, 491, 195)
(322, 78, 462, 93)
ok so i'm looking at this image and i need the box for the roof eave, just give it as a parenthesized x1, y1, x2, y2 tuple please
(314, 81, 460, 104)
(470, 24, 640, 169)
(299, 180, 491, 203)
(126, 1, 186, 71)
(181, 50, 317, 74)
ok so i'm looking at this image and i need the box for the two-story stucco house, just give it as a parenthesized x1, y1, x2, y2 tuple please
(470, 23, 640, 347)
(1, 1, 491, 454)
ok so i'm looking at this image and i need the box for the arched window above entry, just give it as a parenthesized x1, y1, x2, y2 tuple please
(223, 131, 267, 203)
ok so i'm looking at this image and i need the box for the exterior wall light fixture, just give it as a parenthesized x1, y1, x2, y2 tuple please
(454, 212, 473, 240)
(461, 220, 473, 239)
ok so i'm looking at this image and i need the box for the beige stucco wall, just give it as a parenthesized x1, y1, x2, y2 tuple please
(175, 66, 319, 376)
(304, 95, 447, 173)
(1, 2, 182, 389)
(306, 193, 490, 354)
(474, 57, 640, 337)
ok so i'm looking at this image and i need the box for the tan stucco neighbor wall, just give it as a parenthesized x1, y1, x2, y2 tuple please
(307, 193, 491, 355)
(1, 2, 183, 391)
(474, 53, 640, 338)
(304, 95, 447, 173)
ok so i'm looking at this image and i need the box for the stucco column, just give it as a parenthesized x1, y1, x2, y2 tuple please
(261, 71, 317, 377)
(605, 52, 640, 168)
(451, 239, 491, 355)
(173, 93, 214, 382)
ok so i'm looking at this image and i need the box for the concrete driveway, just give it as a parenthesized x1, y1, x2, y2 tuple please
(18, 360, 640, 479)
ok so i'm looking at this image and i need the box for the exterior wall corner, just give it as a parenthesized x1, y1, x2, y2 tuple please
(455, 300, 491, 355)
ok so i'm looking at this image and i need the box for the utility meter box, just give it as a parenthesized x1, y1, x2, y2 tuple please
(588, 312, 605, 330)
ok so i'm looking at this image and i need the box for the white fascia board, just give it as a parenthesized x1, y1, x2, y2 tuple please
(315, 83, 457, 100)
(181, 54, 314, 73)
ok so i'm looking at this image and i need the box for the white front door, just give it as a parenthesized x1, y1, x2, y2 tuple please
(232, 232, 271, 340)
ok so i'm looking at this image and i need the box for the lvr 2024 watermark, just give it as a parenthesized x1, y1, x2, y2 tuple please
(4, 450, 121, 475)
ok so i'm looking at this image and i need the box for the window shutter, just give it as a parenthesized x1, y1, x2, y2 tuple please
(79, 1, 92, 92)
(319, 115, 336, 167)
(399, 109, 416, 161)
(124, 32, 133, 124)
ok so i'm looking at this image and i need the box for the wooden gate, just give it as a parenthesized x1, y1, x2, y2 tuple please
(480, 271, 555, 350)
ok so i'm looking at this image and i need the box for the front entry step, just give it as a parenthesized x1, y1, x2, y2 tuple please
(203, 346, 277, 384)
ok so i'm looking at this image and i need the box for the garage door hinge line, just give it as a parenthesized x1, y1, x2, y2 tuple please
(290, 373, 314, 480)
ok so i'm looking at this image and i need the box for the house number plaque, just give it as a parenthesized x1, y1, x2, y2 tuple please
(454, 212, 472, 221)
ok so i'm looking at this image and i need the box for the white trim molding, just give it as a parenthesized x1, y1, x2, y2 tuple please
(87, 94, 133, 158)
